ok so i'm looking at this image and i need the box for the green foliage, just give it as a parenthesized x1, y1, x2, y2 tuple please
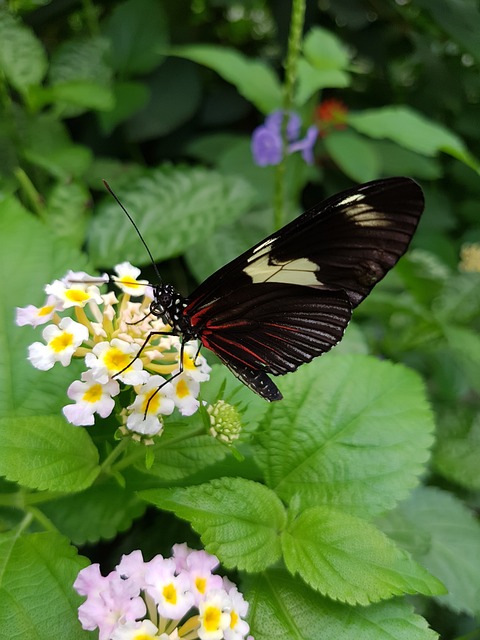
(1, 1, 479, 638)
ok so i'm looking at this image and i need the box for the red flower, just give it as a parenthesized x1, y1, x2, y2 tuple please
(315, 99, 348, 137)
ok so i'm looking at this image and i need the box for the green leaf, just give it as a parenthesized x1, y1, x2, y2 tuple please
(254, 355, 435, 518)
(125, 58, 201, 142)
(103, 0, 168, 75)
(433, 272, 480, 323)
(282, 506, 445, 605)
(48, 35, 113, 117)
(245, 569, 439, 640)
(303, 26, 351, 70)
(349, 107, 480, 172)
(141, 478, 286, 572)
(0, 415, 100, 492)
(434, 410, 480, 491)
(295, 58, 349, 106)
(88, 164, 255, 267)
(40, 482, 146, 545)
(378, 487, 480, 617)
(0, 196, 90, 418)
(323, 129, 380, 181)
(98, 81, 149, 135)
(415, 0, 480, 65)
(0, 8, 47, 93)
(46, 181, 91, 247)
(0, 531, 89, 639)
(31, 80, 115, 112)
(443, 325, 480, 391)
(144, 428, 228, 481)
(24, 144, 93, 180)
(170, 44, 282, 114)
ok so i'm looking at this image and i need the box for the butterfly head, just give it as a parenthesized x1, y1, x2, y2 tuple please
(150, 283, 177, 317)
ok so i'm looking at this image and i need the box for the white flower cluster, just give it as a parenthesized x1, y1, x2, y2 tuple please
(16, 263, 210, 436)
(74, 545, 253, 640)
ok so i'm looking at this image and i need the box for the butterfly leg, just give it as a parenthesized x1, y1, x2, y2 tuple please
(142, 338, 186, 418)
(113, 330, 173, 379)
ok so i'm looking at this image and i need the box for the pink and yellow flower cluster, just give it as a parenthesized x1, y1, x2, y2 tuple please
(74, 545, 252, 640)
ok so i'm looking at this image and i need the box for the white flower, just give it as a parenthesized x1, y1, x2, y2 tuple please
(85, 339, 150, 385)
(111, 619, 160, 640)
(28, 317, 88, 370)
(171, 374, 200, 416)
(176, 342, 211, 382)
(126, 375, 175, 435)
(63, 371, 120, 426)
(144, 556, 195, 620)
(112, 262, 150, 297)
(223, 579, 250, 640)
(198, 589, 232, 640)
(15, 295, 59, 327)
(46, 277, 103, 309)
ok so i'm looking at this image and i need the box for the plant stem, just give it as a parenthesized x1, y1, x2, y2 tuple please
(273, 0, 306, 230)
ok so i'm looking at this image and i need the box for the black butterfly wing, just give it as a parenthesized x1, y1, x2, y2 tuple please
(184, 177, 424, 400)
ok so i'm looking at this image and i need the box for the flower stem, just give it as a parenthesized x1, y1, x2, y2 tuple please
(273, 0, 306, 231)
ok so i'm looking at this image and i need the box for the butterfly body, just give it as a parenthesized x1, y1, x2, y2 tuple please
(149, 177, 424, 401)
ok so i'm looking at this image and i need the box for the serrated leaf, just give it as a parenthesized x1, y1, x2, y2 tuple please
(323, 129, 380, 181)
(0, 196, 91, 418)
(170, 44, 282, 114)
(0, 415, 100, 492)
(48, 35, 113, 117)
(141, 478, 286, 572)
(349, 106, 480, 171)
(282, 506, 444, 605)
(0, 531, 89, 639)
(40, 482, 146, 545)
(443, 325, 480, 391)
(254, 355, 435, 518)
(245, 569, 439, 640)
(434, 410, 480, 490)
(46, 181, 91, 247)
(88, 165, 255, 267)
(103, 0, 168, 75)
(145, 430, 227, 481)
(378, 487, 480, 617)
(0, 9, 47, 93)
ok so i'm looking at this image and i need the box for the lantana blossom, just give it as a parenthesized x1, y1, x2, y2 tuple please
(74, 545, 253, 640)
(16, 263, 211, 436)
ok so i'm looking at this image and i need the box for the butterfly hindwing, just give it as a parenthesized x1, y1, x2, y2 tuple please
(183, 177, 424, 400)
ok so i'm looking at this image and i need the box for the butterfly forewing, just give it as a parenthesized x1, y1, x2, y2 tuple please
(183, 177, 424, 400)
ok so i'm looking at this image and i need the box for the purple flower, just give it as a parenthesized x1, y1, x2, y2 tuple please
(288, 125, 318, 165)
(251, 125, 283, 166)
(251, 110, 317, 167)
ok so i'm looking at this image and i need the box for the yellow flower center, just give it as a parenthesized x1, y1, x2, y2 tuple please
(38, 304, 55, 317)
(50, 332, 74, 353)
(82, 384, 103, 404)
(183, 352, 197, 371)
(176, 378, 190, 399)
(133, 634, 156, 640)
(141, 390, 160, 415)
(204, 606, 221, 631)
(230, 611, 238, 629)
(120, 276, 140, 288)
(65, 289, 90, 304)
(104, 347, 131, 372)
(163, 582, 177, 605)
(195, 576, 207, 594)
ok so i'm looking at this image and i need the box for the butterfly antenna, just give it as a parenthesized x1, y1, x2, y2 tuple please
(102, 179, 162, 283)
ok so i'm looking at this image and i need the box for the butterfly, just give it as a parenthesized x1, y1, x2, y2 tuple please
(111, 177, 424, 401)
